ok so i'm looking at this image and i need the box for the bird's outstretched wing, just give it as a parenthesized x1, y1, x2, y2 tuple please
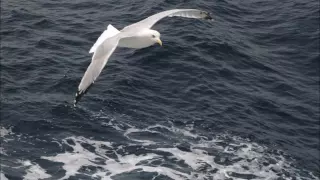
(74, 35, 120, 106)
(123, 9, 212, 31)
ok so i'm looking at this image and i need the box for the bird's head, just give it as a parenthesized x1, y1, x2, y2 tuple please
(148, 30, 162, 46)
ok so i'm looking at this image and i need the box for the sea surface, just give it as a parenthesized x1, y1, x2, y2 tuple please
(1, 0, 319, 179)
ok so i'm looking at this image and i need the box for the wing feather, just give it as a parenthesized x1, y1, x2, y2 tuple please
(74, 35, 119, 105)
(123, 9, 212, 31)
(89, 24, 120, 54)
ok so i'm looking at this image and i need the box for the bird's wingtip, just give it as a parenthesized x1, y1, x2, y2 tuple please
(73, 99, 77, 107)
(73, 82, 95, 106)
(205, 14, 213, 21)
(73, 90, 83, 107)
(200, 11, 214, 21)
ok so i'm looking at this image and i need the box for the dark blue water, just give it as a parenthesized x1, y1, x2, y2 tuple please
(1, 0, 319, 179)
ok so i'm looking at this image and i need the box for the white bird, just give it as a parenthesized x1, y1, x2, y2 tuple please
(74, 9, 212, 106)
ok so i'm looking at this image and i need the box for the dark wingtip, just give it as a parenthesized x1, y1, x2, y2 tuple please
(73, 90, 83, 107)
(205, 14, 213, 21)
(73, 82, 94, 107)
(201, 11, 214, 21)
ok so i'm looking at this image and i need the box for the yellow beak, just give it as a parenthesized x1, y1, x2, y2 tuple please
(156, 38, 162, 46)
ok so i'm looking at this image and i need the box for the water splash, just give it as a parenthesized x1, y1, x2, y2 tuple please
(37, 121, 319, 180)
(0, 122, 318, 180)
(23, 160, 51, 180)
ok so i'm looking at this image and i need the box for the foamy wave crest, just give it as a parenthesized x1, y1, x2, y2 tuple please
(0, 126, 13, 155)
(23, 160, 52, 179)
(0, 126, 52, 180)
(0, 173, 9, 180)
(36, 121, 318, 180)
(0, 122, 318, 180)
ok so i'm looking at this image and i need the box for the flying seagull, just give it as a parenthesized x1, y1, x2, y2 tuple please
(74, 9, 212, 106)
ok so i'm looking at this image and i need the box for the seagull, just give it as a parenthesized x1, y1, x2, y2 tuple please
(74, 9, 212, 106)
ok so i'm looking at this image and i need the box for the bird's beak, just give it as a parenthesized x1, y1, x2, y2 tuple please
(156, 38, 162, 46)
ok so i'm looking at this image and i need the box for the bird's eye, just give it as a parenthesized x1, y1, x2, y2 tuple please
(152, 35, 156, 38)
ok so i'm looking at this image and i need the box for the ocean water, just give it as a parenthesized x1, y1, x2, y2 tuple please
(0, 0, 319, 179)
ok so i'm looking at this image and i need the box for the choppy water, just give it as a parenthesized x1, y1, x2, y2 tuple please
(1, 0, 319, 179)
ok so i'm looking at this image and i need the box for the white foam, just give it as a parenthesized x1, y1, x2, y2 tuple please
(0, 126, 13, 143)
(0, 147, 7, 155)
(38, 122, 319, 180)
(0, 126, 12, 138)
(0, 126, 13, 156)
(124, 127, 157, 145)
(42, 137, 108, 180)
(0, 172, 8, 180)
(147, 124, 199, 138)
(41, 135, 190, 180)
(1, 122, 318, 180)
(23, 160, 51, 180)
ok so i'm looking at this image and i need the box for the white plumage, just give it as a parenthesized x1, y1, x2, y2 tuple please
(89, 24, 120, 54)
